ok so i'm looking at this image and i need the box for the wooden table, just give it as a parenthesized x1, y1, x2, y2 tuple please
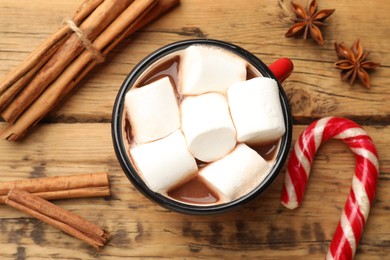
(1, 0, 389, 259)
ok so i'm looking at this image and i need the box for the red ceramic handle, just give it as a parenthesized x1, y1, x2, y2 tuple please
(268, 58, 294, 83)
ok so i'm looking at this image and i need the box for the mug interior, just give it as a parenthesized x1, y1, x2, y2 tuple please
(112, 39, 292, 214)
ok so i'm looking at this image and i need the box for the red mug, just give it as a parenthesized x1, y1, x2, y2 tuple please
(112, 39, 293, 214)
(269, 57, 294, 83)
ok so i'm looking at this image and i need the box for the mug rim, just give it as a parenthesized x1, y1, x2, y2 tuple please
(112, 39, 293, 215)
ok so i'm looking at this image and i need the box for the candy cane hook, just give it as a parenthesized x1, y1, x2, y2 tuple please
(281, 117, 379, 260)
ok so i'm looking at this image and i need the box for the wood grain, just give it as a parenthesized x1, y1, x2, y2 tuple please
(1, 0, 389, 124)
(0, 123, 388, 259)
(0, 0, 389, 259)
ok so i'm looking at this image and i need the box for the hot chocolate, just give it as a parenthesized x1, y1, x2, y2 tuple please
(122, 44, 285, 206)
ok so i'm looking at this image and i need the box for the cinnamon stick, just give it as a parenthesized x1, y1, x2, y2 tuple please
(0, 0, 104, 106)
(2, 0, 134, 123)
(0, 0, 180, 141)
(5, 188, 110, 248)
(0, 39, 65, 112)
(0, 187, 110, 204)
(0, 172, 110, 204)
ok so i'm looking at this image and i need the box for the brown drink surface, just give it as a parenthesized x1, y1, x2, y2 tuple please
(123, 47, 282, 205)
(168, 176, 219, 204)
(249, 140, 280, 161)
(138, 55, 180, 90)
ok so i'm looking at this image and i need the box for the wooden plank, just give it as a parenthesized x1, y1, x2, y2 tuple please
(0, 0, 389, 124)
(0, 123, 388, 258)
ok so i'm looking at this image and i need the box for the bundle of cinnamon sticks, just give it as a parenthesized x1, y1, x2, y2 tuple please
(2, 173, 112, 248)
(0, 0, 180, 141)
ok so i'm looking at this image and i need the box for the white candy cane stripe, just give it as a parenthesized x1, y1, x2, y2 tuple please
(350, 147, 379, 171)
(326, 251, 334, 260)
(281, 117, 379, 260)
(313, 116, 331, 149)
(293, 140, 311, 178)
(333, 127, 367, 140)
(352, 176, 370, 221)
(281, 172, 298, 209)
(340, 210, 357, 257)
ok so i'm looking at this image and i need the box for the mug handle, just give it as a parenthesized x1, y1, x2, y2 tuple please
(268, 58, 294, 83)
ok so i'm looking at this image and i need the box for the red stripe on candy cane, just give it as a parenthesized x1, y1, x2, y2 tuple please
(281, 117, 379, 260)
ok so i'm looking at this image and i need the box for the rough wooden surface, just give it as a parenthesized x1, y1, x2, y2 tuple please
(0, 0, 389, 259)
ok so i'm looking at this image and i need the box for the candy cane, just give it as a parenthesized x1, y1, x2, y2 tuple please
(281, 117, 379, 260)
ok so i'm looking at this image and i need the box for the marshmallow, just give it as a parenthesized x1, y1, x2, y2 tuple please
(125, 77, 180, 143)
(227, 77, 286, 144)
(181, 93, 237, 162)
(199, 143, 269, 201)
(130, 130, 198, 193)
(180, 45, 247, 95)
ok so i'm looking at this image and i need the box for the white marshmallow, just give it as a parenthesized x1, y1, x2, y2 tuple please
(130, 130, 198, 193)
(227, 77, 286, 144)
(199, 143, 269, 201)
(125, 77, 180, 143)
(180, 45, 247, 95)
(181, 93, 236, 162)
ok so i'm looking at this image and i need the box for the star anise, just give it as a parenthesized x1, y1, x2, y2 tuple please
(285, 0, 335, 45)
(334, 40, 380, 89)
